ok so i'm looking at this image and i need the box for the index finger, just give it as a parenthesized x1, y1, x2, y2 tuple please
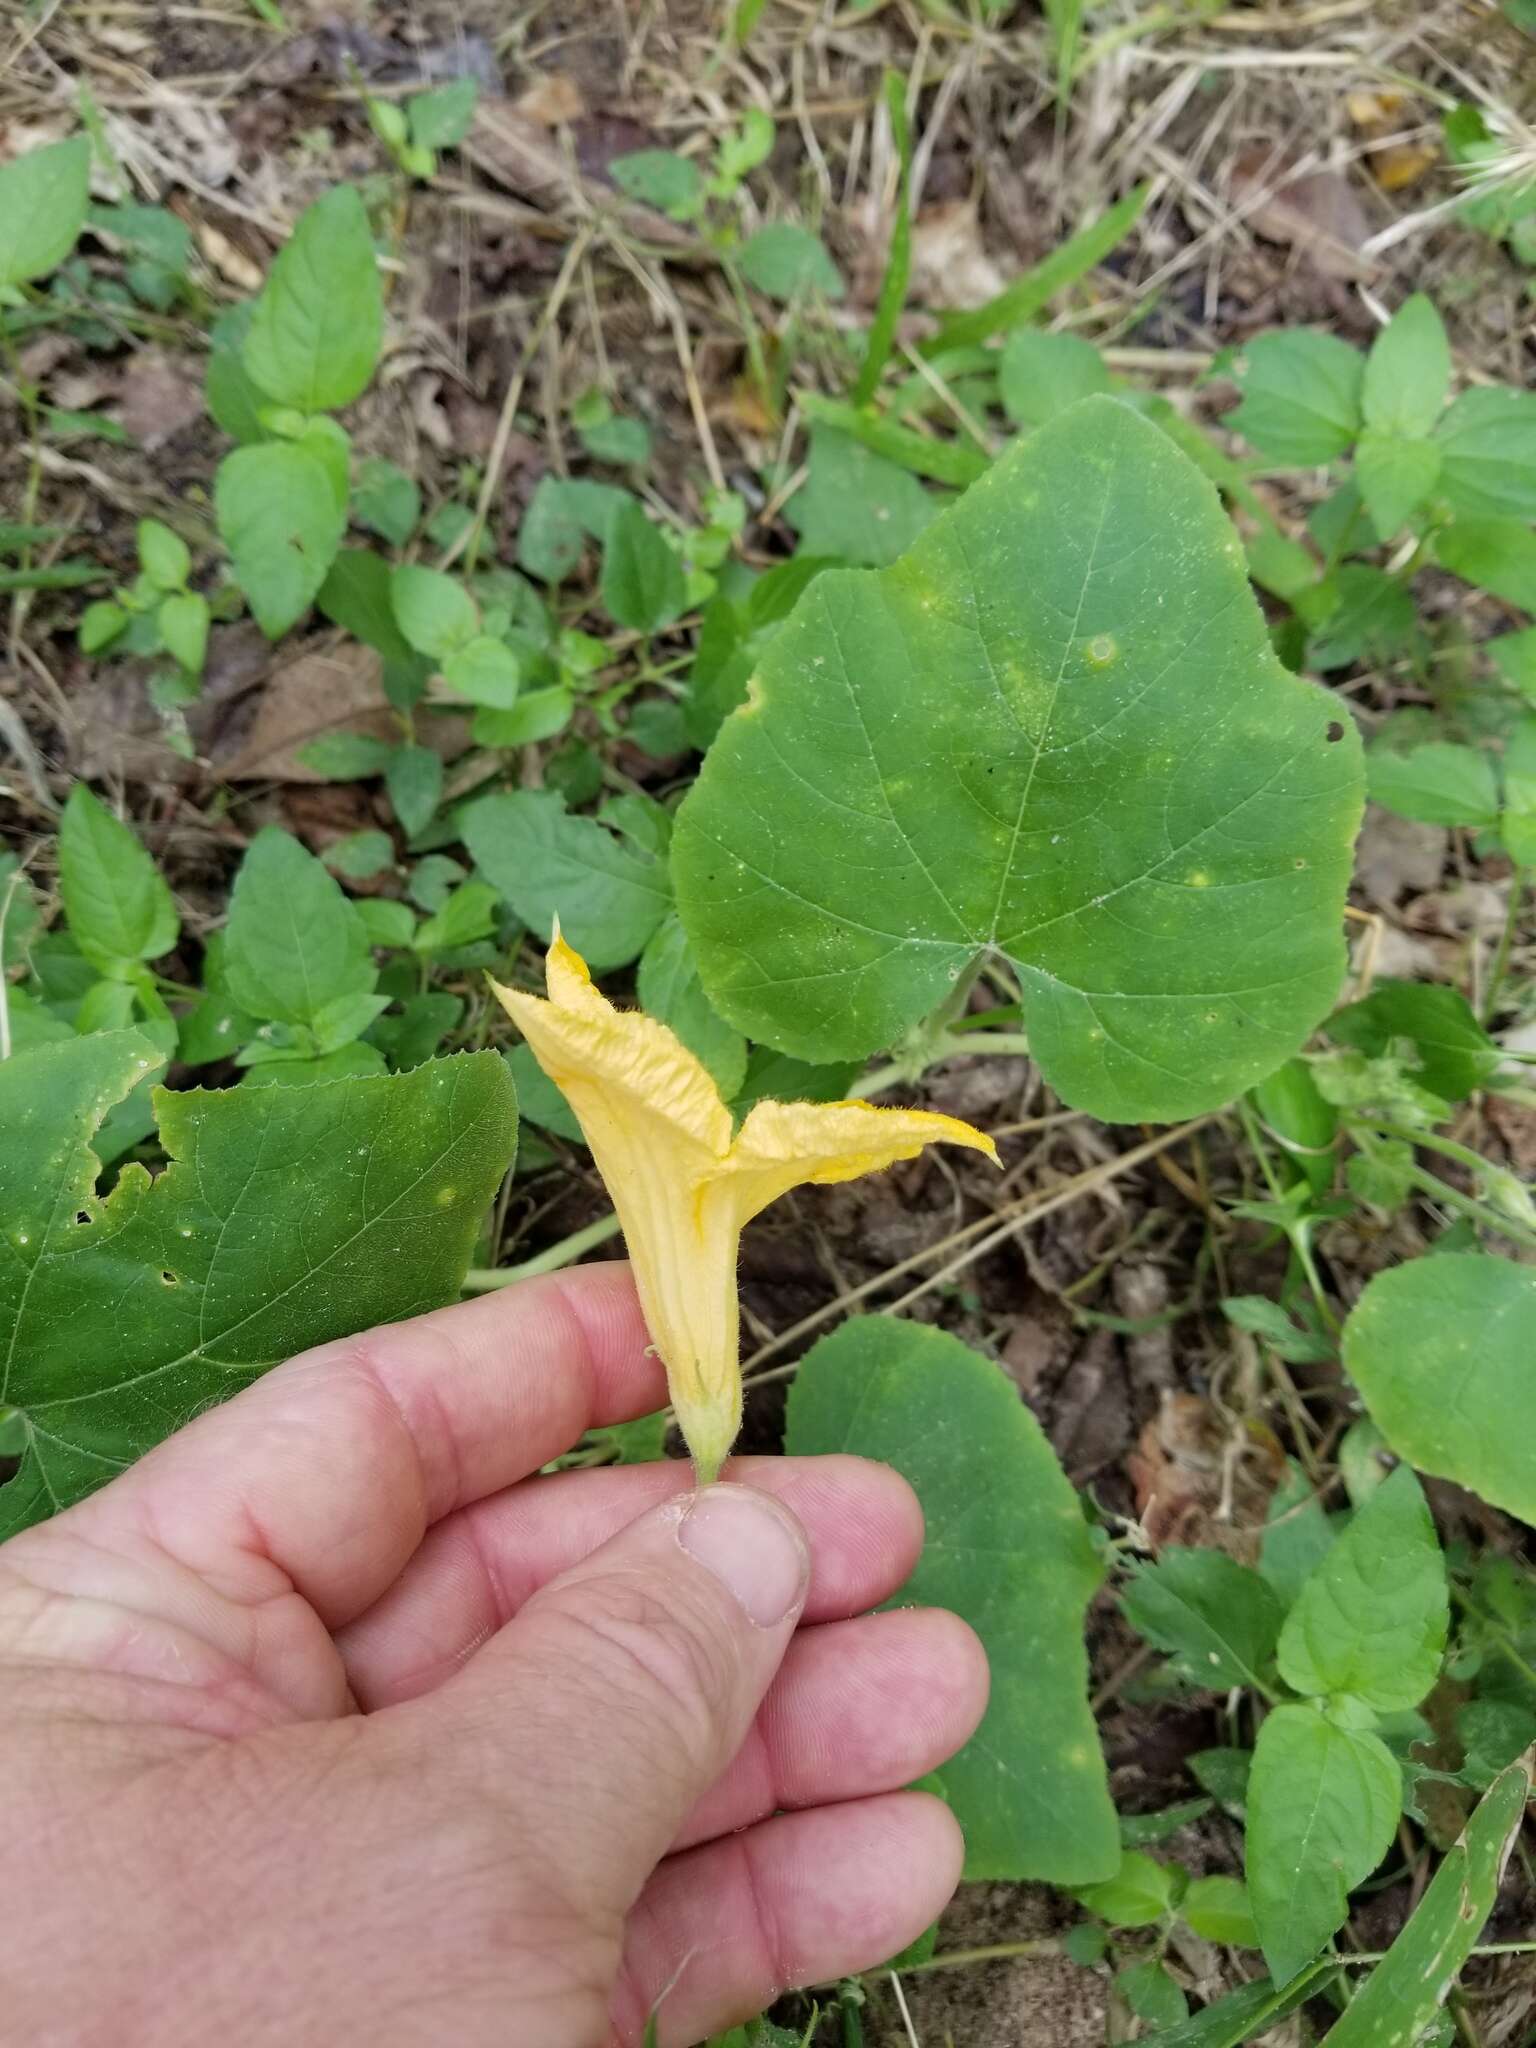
(64, 1262, 661, 1630)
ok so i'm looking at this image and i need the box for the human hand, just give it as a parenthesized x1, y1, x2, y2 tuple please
(0, 1265, 987, 2046)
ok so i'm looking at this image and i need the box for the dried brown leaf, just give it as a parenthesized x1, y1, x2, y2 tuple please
(115, 351, 204, 451)
(194, 221, 264, 292)
(514, 73, 586, 127)
(1127, 1392, 1286, 1556)
(908, 198, 1008, 311)
(1354, 811, 1450, 906)
(1228, 146, 1378, 282)
(215, 642, 469, 783)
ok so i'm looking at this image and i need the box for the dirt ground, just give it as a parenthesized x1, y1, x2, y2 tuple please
(4, 1, 1536, 2041)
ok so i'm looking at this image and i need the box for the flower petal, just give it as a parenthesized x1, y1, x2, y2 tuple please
(725, 1096, 999, 1229)
(490, 931, 731, 1163)
(490, 936, 743, 1480)
(491, 935, 999, 1486)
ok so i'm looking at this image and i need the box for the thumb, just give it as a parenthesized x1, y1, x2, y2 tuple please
(414, 1482, 809, 1918)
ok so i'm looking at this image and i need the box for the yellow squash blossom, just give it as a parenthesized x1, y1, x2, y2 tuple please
(492, 934, 999, 1481)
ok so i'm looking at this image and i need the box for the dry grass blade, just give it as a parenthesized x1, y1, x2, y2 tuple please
(740, 1115, 1220, 1387)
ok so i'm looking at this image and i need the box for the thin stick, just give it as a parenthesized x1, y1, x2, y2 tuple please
(0, 699, 56, 816)
(888, 1971, 922, 2047)
(740, 1116, 1219, 1385)
(445, 223, 597, 575)
(604, 237, 727, 494)
(896, 338, 998, 456)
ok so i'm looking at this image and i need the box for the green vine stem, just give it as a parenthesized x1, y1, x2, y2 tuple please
(1349, 1125, 1536, 1252)
(464, 1211, 623, 1291)
(1481, 865, 1526, 1025)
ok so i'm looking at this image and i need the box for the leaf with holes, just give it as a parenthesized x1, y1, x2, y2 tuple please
(0, 1033, 516, 1535)
(675, 397, 1363, 1122)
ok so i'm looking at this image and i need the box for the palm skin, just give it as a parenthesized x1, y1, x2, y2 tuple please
(0, 1264, 987, 2046)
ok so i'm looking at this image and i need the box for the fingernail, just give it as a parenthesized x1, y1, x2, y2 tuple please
(678, 1484, 809, 1628)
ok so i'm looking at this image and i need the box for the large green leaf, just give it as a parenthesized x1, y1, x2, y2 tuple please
(675, 397, 1363, 1122)
(1344, 1256, 1536, 1527)
(242, 185, 383, 414)
(0, 1034, 516, 1535)
(1277, 1464, 1447, 1714)
(1323, 1759, 1531, 2048)
(785, 1317, 1118, 1882)
(0, 137, 90, 289)
(637, 913, 747, 1097)
(58, 784, 179, 973)
(216, 442, 347, 637)
(1246, 1703, 1400, 1988)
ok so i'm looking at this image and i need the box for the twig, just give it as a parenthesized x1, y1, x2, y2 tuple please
(445, 223, 597, 575)
(740, 1116, 1219, 1386)
(603, 236, 727, 495)
(888, 1971, 921, 2047)
(0, 696, 56, 816)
